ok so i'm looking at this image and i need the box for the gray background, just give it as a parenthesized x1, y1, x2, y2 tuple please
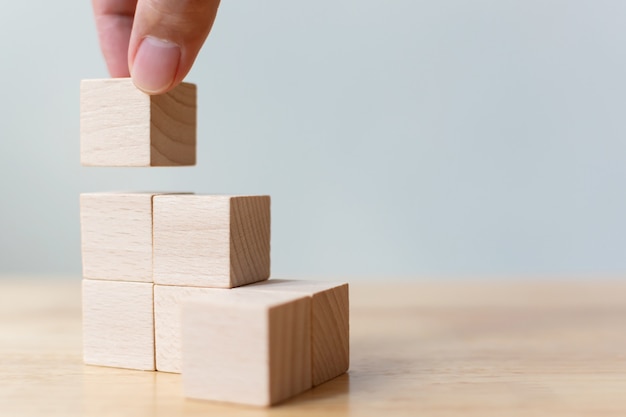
(1, 1, 625, 280)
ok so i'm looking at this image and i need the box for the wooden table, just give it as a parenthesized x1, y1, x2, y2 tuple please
(0, 278, 625, 416)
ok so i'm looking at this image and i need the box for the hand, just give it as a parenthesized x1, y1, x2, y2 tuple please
(92, 0, 220, 94)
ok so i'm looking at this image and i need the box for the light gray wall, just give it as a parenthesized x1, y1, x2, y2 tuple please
(1, 1, 625, 279)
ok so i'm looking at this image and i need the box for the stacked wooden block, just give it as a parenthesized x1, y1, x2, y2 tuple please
(79, 79, 349, 406)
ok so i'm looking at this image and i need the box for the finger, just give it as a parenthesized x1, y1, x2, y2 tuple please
(129, 0, 220, 94)
(92, 0, 138, 77)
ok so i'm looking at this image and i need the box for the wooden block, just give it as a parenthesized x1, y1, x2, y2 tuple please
(153, 195, 271, 288)
(80, 78, 196, 166)
(80, 192, 161, 282)
(82, 279, 155, 370)
(243, 280, 349, 386)
(182, 291, 311, 406)
(154, 285, 227, 373)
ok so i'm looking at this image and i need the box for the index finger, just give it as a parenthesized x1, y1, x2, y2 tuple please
(92, 0, 138, 77)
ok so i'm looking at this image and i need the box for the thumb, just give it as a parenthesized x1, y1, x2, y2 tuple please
(129, 0, 220, 94)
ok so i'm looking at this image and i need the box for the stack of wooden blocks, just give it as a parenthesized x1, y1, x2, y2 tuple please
(79, 79, 349, 407)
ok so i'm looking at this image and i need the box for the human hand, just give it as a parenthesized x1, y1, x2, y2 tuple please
(92, 0, 220, 94)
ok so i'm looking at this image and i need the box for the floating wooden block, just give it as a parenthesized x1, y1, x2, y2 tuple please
(182, 291, 311, 406)
(80, 192, 161, 282)
(153, 195, 270, 288)
(244, 280, 349, 386)
(154, 285, 226, 373)
(80, 78, 196, 166)
(82, 279, 155, 370)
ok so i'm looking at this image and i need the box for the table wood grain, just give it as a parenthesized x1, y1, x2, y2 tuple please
(0, 278, 625, 416)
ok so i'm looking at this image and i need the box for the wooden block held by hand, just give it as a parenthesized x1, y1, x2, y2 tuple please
(154, 285, 226, 373)
(82, 279, 155, 370)
(182, 291, 311, 406)
(153, 195, 270, 288)
(80, 192, 159, 282)
(80, 78, 196, 166)
(244, 280, 349, 385)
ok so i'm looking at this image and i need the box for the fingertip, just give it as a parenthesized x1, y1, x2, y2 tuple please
(128, 0, 221, 94)
(130, 36, 181, 94)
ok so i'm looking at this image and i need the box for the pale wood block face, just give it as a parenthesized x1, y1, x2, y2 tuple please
(153, 195, 230, 287)
(82, 279, 155, 371)
(80, 79, 150, 166)
(182, 292, 311, 406)
(80, 192, 156, 282)
(80, 78, 196, 167)
(153, 195, 270, 288)
(242, 280, 350, 386)
(154, 285, 226, 373)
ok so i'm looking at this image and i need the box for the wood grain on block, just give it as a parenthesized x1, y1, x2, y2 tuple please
(153, 195, 270, 288)
(243, 280, 349, 385)
(80, 78, 196, 166)
(82, 279, 155, 370)
(182, 291, 311, 407)
(80, 192, 158, 282)
(154, 285, 228, 373)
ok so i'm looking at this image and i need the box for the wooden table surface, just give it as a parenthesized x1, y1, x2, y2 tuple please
(0, 278, 625, 416)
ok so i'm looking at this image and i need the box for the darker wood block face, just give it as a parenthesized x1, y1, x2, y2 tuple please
(269, 297, 312, 404)
(312, 284, 350, 386)
(230, 196, 271, 288)
(150, 84, 196, 166)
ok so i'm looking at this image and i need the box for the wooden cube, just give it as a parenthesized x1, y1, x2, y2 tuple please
(182, 291, 311, 406)
(80, 192, 158, 282)
(80, 78, 196, 166)
(244, 280, 349, 385)
(154, 285, 225, 373)
(82, 279, 155, 370)
(153, 195, 271, 288)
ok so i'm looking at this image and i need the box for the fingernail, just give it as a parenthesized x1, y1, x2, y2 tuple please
(131, 36, 181, 94)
